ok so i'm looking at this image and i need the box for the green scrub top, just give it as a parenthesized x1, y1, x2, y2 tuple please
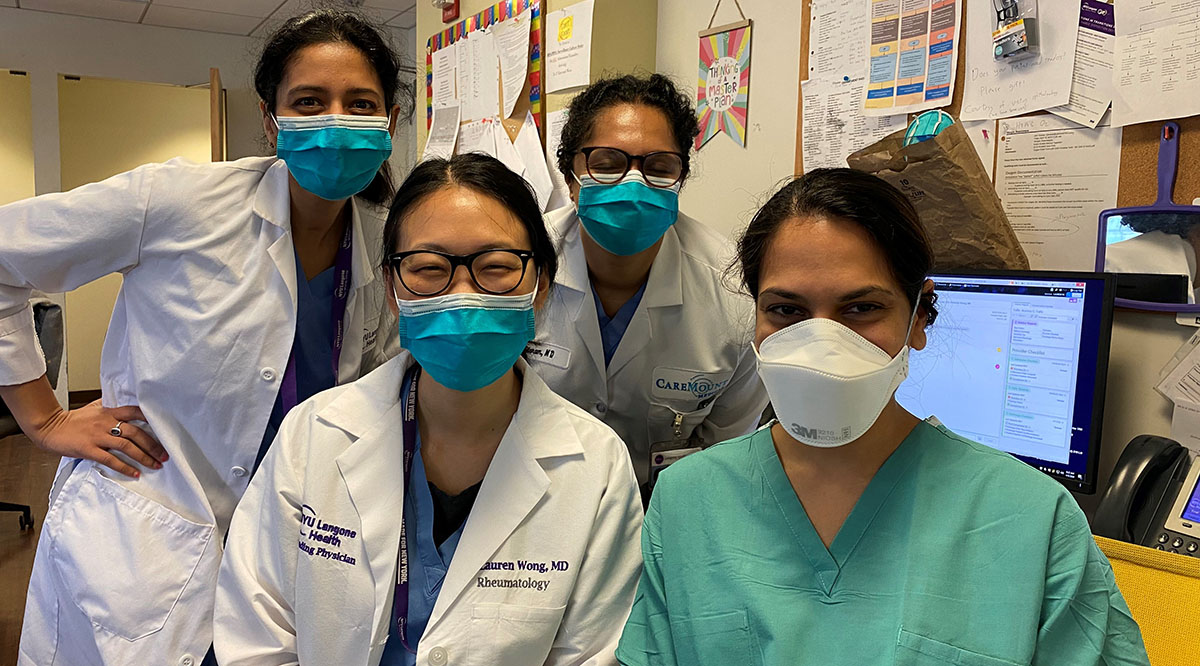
(616, 420, 1150, 666)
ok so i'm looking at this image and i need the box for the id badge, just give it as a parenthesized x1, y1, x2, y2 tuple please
(649, 411, 702, 487)
(650, 442, 702, 486)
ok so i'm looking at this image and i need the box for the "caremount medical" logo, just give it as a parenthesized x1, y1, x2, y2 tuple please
(655, 373, 730, 400)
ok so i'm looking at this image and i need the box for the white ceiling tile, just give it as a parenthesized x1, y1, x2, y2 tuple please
(364, 0, 416, 11)
(387, 8, 414, 29)
(356, 5, 399, 25)
(19, 0, 146, 22)
(0, 0, 19, 8)
(141, 4, 262, 35)
(251, 0, 303, 37)
(253, 0, 405, 38)
(155, 0, 282, 18)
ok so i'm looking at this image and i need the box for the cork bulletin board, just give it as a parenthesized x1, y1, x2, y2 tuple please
(425, 0, 545, 143)
(794, 0, 1200, 208)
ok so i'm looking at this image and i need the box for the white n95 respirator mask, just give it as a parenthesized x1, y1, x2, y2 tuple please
(756, 301, 920, 448)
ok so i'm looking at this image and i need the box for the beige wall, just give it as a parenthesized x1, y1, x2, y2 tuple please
(415, 0, 658, 151)
(657, 0, 801, 240)
(0, 70, 35, 207)
(58, 76, 210, 392)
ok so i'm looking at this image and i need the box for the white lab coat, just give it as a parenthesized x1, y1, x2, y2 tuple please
(213, 353, 644, 666)
(1105, 230, 1198, 302)
(527, 208, 768, 485)
(1, 156, 400, 666)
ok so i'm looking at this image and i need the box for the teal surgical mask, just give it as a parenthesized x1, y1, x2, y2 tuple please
(575, 170, 680, 256)
(273, 114, 392, 201)
(395, 290, 536, 392)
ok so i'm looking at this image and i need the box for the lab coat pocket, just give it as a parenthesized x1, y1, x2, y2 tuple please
(647, 402, 712, 448)
(47, 465, 214, 641)
(669, 609, 761, 666)
(466, 603, 566, 665)
(896, 629, 1026, 666)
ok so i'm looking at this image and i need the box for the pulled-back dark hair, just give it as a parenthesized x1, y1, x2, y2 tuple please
(1121, 211, 1200, 237)
(555, 73, 700, 185)
(381, 154, 558, 289)
(738, 168, 938, 325)
(255, 9, 415, 206)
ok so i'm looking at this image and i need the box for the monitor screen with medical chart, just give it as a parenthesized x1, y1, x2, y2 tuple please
(896, 271, 1114, 494)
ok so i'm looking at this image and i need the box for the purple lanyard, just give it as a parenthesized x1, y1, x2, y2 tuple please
(279, 220, 354, 412)
(395, 364, 421, 653)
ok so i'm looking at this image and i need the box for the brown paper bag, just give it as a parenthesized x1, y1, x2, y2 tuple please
(847, 121, 1029, 271)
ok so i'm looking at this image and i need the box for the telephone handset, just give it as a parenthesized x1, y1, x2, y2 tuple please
(1093, 435, 1200, 555)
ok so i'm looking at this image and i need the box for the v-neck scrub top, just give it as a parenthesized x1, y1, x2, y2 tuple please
(616, 421, 1150, 666)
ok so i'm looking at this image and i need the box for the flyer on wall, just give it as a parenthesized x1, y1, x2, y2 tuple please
(861, 0, 961, 117)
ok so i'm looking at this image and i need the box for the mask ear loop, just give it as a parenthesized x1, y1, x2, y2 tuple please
(900, 281, 927, 350)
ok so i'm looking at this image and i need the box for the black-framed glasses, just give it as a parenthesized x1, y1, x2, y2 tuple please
(578, 146, 684, 188)
(387, 249, 535, 296)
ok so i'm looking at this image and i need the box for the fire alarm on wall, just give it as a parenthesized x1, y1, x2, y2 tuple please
(433, 0, 459, 22)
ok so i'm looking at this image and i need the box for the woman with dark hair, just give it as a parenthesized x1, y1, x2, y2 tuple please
(529, 73, 767, 502)
(616, 169, 1150, 666)
(216, 153, 642, 666)
(3, 10, 410, 664)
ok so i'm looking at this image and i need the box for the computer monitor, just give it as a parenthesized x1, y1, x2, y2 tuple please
(896, 270, 1115, 494)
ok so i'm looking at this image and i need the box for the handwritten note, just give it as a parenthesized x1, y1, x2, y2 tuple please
(995, 115, 1121, 270)
(959, 0, 1080, 121)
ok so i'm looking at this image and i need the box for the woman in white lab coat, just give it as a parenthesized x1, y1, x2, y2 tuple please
(1, 11, 407, 665)
(530, 74, 768, 501)
(214, 153, 644, 666)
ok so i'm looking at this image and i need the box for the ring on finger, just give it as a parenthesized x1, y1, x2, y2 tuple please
(110, 421, 124, 438)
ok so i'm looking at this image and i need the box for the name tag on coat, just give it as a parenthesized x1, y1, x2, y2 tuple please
(525, 341, 571, 370)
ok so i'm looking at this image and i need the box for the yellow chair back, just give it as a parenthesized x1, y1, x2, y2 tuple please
(1096, 536, 1200, 666)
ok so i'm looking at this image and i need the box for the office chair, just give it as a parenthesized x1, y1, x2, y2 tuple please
(0, 300, 64, 531)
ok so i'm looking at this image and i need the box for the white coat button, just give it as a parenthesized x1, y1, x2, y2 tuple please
(595, 402, 607, 414)
(260, 367, 277, 382)
(429, 646, 448, 665)
(231, 465, 248, 478)
(179, 656, 195, 666)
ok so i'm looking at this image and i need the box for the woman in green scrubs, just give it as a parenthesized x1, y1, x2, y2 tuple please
(616, 169, 1150, 666)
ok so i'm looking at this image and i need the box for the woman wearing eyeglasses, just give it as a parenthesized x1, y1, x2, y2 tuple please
(528, 74, 768, 502)
(214, 153, 644, 666)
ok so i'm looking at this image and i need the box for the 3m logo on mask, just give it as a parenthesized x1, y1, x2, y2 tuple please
(788, 423, 853, 443)
(652, 367, 732, 402)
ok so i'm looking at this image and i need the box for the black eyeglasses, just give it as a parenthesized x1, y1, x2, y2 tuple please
(577, 146, 685, 188)
(387, 249, 535, 296)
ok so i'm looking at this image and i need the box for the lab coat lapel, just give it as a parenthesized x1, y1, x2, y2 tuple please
(426, 364, 580, 630)
(555, 214, 606, 380)
(256, 160, 299, 322)
(326, 356, 412, 640)
(606, 226, 684, 376)
(430, 430, 549, 622)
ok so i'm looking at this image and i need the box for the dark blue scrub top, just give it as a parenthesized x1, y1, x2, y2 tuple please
(255, 254, 338, 470)
(593, 282, 647, 366)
